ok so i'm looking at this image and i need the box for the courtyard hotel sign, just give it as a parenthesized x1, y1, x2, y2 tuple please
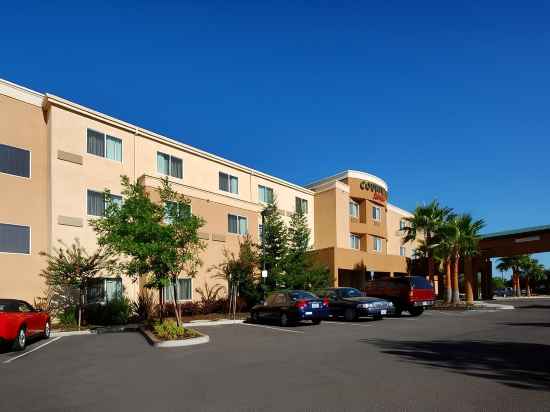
(360, 180, 387, 203)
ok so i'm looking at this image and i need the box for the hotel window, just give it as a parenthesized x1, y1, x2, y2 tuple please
(350, 234, 361, 250)
(0, 223, 30, 254)
(164, 201, 191, 224)
(87, 190, 123, 216)
(219, 172, 239, 194)
(258, 185, 274, 204)
(157, 152, 183, 179)
(372, 206, 381, 221)
(372, 236, 382, 253)
(399, 219, 408, 230)
(87, 278, 122, 304)
(400, 246, 406, 257)
(228, 214, 247, 235)
(87, 129, 122, 162)
(163, 278, 192, 301)
(349, 200, 359, 218)
(0, 144, 30, 178)
(295, 197, 308, 214)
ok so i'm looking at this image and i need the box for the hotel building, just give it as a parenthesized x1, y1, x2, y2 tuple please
(0, 79, 419, 304)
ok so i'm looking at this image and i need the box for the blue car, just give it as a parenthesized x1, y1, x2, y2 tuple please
(250, 290, 329, 326)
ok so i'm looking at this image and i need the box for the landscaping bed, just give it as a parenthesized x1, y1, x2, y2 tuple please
(140, 320, 209, 348)
(432, 301, 478, 311)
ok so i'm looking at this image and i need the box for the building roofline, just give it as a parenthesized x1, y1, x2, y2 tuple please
(480, 224, 550, 240)
(0, 78, 44, 107)
(306, 170, 388, 191)
(31, 90, 314, 196)
(387, 203, 413, 217)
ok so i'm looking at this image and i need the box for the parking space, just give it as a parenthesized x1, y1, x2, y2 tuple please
(0, 303, 549, 411)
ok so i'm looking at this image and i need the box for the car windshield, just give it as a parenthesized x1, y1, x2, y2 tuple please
(340, 288, 363, 298)
(410, 276, 433, 289)
(289, 291, 318, 300)
(0, 300, 16, 312)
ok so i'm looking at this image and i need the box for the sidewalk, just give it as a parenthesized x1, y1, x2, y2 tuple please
(473, 301, 515, 310)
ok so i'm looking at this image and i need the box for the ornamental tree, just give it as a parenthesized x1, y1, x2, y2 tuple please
(91, 175, 205, 325)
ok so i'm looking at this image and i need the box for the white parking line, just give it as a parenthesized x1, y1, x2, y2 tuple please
(324, 321, 376, 327)
(3, 337, 62, 364)
(240, 323, 304, 334)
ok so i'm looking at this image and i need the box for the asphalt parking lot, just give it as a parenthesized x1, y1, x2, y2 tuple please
(1, 299, 549, 412)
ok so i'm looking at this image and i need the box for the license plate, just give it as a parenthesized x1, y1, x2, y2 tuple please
(380, 310, 387, 315)
(422, 301, 428, 306)
(305, 311, 313, 315)
(312, 303, 319, 308)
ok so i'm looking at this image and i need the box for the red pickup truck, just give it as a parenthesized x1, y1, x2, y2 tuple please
(0, 299, 51, 350)
(364, 276, 435, 317)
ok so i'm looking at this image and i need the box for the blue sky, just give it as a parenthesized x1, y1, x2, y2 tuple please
(1, 1, 549, 272)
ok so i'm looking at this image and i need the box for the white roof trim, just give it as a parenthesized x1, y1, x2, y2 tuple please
(0, 78, 44, 107)
(387, 203, 413, 217)
(39, 93, 313, 196)
(306, 170, 388, 191)
(311, 180, 350, 194)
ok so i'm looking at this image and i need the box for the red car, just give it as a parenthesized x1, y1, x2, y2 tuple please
(0, 299, 51, 350)
(364, 276, 436, 317)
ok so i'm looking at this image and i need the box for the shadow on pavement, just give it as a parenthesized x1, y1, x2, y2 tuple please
(515, 305, 550, 310)
(363, 339, 550, 391)
(501, 322, 550, 328)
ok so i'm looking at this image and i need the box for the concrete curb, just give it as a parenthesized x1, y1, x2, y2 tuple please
(51, 330, 93, 337)
(182, 319, 244, 327)
(473, 302, 515, 310)
(139, 326, 210, 348)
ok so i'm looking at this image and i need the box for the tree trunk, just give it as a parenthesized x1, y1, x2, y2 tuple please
(526, 275, 531, 297)
(452, 254, 460, 304)
(159, 287, 164, 323)
(513, 272, 520, 297)
(464, 256, 474, 305)
(445, 259, 452, 304)
(428, 255, 435, 286)
(172, 279, 181, 326)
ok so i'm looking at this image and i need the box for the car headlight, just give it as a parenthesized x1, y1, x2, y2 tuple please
(358, 303, 373, 308)
(387, 302, 394, 307)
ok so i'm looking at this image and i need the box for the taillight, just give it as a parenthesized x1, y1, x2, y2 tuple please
(409, 287, 414, 297)
(295, 299, 307, 309)
(322, 297, 329, 307)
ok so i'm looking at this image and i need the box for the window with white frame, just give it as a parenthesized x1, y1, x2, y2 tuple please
(372, 236, 382, 253)
(87, 190, 122, 216)
(350, 233, 361, 250)
(87, 278, 123, 303)
(258, 224, 263, 241)
(157, 152, 183, 179)
(228, 214, 247, 235)
(372, 206, 381, 221)
(0, 223, 30, 254)
(219, 172, 239, 194)
(164, 201, 191, 223)
(0, 144, 30, 178)
(87, 129, 122, 162)
(163, 278, 192, 301)
(295, 197, 308, 214)
(258, 185, 274, 204)
(400, 246, 406, 257)
(349, 200, 359, 218)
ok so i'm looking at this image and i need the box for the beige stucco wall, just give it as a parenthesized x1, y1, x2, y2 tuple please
(387, 205, 420, 258)
(0, 94, 49, 302)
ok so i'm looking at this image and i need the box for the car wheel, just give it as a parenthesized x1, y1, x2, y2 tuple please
(312, 319, 322, 325)
(44, 321, 51, 339)
(251, 312, 260, 323)
(280, 313, 289, 327)
(409, 307, 424, 317)
(12, 327, 26, 351)
(344, 308, 357, 322)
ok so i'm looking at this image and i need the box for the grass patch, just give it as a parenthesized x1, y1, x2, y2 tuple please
(150, 320, 201, 341)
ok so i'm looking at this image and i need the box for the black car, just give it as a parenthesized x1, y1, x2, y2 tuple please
(250, 290, 329, 326)
(320, 287, 394, 321)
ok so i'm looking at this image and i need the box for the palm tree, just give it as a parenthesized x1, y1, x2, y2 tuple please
(443, 214, 485, 304)
(403, 200, 453, 288)
(497, 255, 530, 297)
(432, 223, 455, 303)
(522, 257, 544, 297)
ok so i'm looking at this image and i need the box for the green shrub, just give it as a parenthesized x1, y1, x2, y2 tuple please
(58, 306, 77, 327)
(152, 320, 200, 340)
(132, 289, 155, 321)
(85, 297, 132, 325)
